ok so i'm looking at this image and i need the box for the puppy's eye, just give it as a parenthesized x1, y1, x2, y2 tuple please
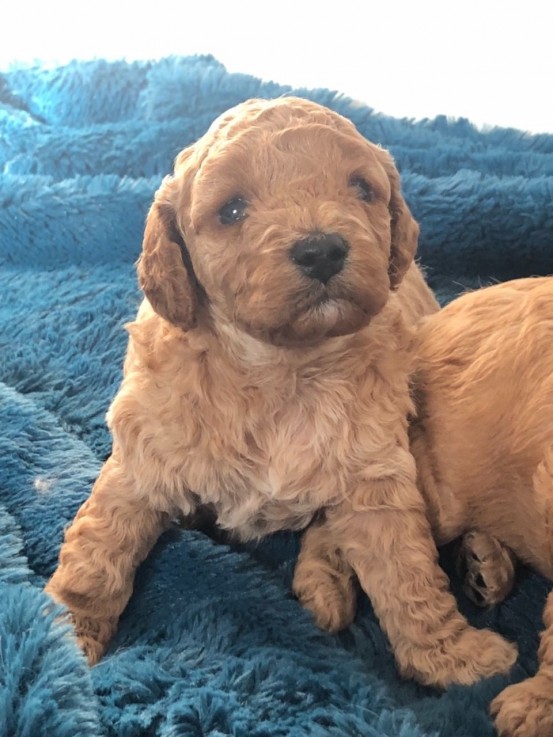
(349, 176, 375, 203)
(218, 197, 248, 225)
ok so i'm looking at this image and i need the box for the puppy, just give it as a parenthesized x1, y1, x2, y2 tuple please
(411, 276, 553, 735)
(46, 96, 516, 687)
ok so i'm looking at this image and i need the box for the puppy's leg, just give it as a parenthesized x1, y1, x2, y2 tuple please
(293, 519, 357, 633)
(491, 591, 553, 737)
(45, 457, 169, 664)
(491, 450, 553, 737)
(327, 472, 518, 688)
(458, 530, 517, 607)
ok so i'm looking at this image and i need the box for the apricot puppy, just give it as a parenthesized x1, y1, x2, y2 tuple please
(411, 276, 553, 735)
(46, 96, 515, 687)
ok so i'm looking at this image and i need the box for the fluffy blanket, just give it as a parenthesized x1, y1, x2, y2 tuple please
(1, 56, 552, 737)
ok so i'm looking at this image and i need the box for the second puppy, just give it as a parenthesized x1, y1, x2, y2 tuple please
(411, 276, 553, 735)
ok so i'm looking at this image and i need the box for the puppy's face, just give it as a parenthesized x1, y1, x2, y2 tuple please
(138, 97, 419, 346)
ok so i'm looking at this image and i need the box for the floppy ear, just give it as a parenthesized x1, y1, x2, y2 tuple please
(136, 177, 199, 330)
(380, 152, 419, 289)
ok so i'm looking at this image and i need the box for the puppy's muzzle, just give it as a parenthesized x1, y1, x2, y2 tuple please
(290, 233, 349, 284)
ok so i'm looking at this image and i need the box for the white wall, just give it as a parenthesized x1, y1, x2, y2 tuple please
(2, 0, 552, 133)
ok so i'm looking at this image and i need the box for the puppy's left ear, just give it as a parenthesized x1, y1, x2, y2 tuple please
(380, 152, 419, 289)
(137, 175, 200, 330)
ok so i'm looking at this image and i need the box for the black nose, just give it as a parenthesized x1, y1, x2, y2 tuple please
(290, 233, 349, 284)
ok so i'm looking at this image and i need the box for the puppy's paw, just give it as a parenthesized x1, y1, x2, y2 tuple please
(491, 675, 553, 737)
(458, 530, 516, 607)
(398, 626, 517, 688)
(293, 567, 357, 633)
(77, 632, 107, 665)
(72, 611, 116, 665)
(45, 588, 111, 665)
(54, 606, 112, 665)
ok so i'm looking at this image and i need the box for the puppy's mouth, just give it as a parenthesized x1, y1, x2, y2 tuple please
(303, 290, 363, 324)
(292, 289, 373, 333)
(299, 278, 382, 318)
(242, 280, 387, 347)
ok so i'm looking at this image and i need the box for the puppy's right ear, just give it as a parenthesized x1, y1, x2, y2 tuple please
(137, 178, 198, 330)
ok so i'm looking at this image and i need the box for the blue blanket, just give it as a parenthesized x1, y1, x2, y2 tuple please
(1, 55, 552, 737)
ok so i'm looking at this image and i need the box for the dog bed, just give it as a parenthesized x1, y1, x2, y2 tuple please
(1, 55, 552, 737)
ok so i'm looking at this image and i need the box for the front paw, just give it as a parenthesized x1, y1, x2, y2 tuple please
(75, 630, 108, 665)
(398, 627, 517, 688)
(491, 675, 553, 737)
(46, 583, 117, 665)
(293, 567, 357, 634)
(69, 609, 117, 664)
(47, 596, 113, 665)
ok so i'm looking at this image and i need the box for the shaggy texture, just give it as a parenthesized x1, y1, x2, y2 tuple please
(0, 55, 552, 737)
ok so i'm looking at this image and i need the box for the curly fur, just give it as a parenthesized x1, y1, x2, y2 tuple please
(411, 276, 553, 735)
(46, 97, 515, 687)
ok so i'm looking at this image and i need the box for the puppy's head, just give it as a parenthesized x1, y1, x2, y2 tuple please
(138, 97, 419, 346)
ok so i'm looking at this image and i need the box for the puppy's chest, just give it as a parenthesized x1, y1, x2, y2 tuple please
(171, 382, 362, 537)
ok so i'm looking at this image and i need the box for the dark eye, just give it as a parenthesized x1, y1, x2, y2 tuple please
(349, 176, 375, 203)
(218, 197, 248, 225)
